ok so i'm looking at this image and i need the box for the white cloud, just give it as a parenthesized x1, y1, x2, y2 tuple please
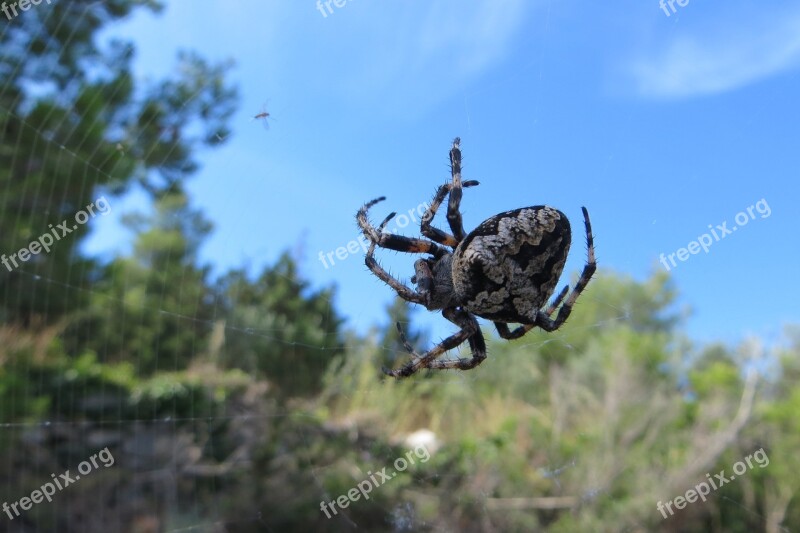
(630, 7, 800, 99)
(336, 0, 530, 116)
(413, 0, 527, 77)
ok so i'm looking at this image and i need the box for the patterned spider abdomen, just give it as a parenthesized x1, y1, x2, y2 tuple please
(451, 206, 571, 324)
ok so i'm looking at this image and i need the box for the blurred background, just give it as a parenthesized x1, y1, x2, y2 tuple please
(1, 0, 799, 531)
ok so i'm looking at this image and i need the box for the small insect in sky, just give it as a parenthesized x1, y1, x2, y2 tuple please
(251, 102, 273, 130)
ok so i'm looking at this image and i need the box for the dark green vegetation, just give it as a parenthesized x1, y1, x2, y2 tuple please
(1, 2, 798, 531)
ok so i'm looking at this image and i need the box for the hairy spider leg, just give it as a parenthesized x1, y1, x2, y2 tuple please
(447, 137, 468, 241)
(533, 206, 596, 332)
(384, 307, 483, 378)
(419, 138, 480, 248)
(420, 179, 480, 247)
(357, 197, 448, 257)
(362, 208, 424, 304)
(357, 197, 448, 306)
(425, 314, 487, 371)
(494, 284, 570, 339)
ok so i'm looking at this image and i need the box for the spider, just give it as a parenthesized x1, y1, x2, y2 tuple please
(356, 137, 597, 378)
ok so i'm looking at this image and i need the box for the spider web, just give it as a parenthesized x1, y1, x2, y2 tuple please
(1, 2, 795, 532)
(0, 100, 623, 532)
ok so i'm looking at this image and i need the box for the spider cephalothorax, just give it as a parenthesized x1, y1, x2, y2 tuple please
(357, 138, 596, 378)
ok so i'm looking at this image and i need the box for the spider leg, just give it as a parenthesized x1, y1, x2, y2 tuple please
(426, 317, 487, 371)
(364, 239, 425, 305)
(420, 181, 479, 247)
(494, 284, 569, 340)
(359, 205, 425, 304)
(534, 207, 597, 332)
(357, 199, 450, 305)
(358, 197, 447, 257)
(446, 137, 469, 242)
(383, 307, 480, 378)
(419, 137, 479, 248)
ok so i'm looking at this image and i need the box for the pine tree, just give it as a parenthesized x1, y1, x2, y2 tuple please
(0, 1, 236, 324)
(219, 252, 345, 397)
(62, 187, 216, 374)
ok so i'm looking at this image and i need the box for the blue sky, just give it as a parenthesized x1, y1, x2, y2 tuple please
(87, 0, 800, 346)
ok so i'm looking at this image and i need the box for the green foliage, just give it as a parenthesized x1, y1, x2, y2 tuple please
(313, 272, 795, 531)
(378, 296, 427, 370)
(218, 252, 345, 397)
(0, 0, 235, 324)
(1, 2, 798, 529)
(61, 187, 216, 374)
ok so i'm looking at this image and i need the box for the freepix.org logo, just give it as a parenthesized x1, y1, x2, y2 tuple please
(659, 0, 690, 17)
(3, 447, 115, 522)
(318, 200, 431, 270)
(316, 0, 353, 18)
(658, 198, 771, 272)
(656, 448, 769, 519)
(319, 444, 431, 518)
(1, 196, 112, 273)
(1, 0, 53, 21)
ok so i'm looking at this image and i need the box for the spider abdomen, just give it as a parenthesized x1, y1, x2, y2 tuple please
(452, 206, 571, 324)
